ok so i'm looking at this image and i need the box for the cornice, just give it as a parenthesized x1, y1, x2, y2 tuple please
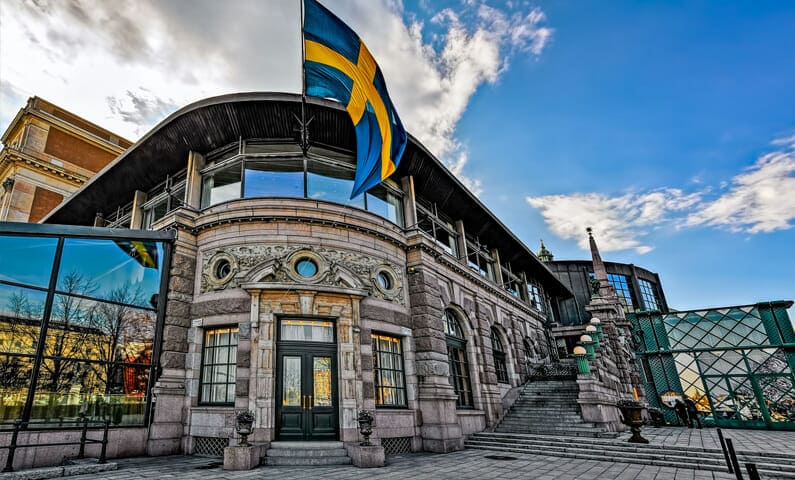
(0, 148, 87, 185)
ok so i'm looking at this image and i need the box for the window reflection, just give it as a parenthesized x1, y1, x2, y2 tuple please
(244, 159, 304, 198)
(201, 163, 241, 208)
(366, 185, 404, 227)
(307, 159, 364, 208)
(0, 231, 167, 428)
(58, 239, 163, 309)
(0, 236, 57, 288)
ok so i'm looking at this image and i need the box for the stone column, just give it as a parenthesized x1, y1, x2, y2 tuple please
(407, 266, 463, 453)
(148, 231, 196, 456)
(129, 190, 148, 229)
(401, 176, 417, 228)
(184, 151, 206, 210)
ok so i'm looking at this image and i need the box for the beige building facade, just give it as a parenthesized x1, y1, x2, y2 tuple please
(0, 97, 131, 223)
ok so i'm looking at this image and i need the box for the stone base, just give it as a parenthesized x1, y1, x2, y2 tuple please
(223, 445, 262, 471)
(345, 444, 384, 468)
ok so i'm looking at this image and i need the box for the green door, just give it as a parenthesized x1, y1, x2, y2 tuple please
(276, 319, 338, 440)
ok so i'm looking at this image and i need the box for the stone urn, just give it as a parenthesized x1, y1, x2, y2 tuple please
(357, 410, 375, 446)
(235, 410, 255, 447)
(617, 400, 649, 444)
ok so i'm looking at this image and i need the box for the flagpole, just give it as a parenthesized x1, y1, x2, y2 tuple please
(300, 0, 308, 155)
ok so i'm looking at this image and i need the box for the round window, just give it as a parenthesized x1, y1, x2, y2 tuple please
(295, 258, 318, 278)
(376, 271, 393, 290)
(214, 259, 232, 280)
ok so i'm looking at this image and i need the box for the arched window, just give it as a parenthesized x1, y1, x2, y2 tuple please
(491, 328, 508, 383)
(444, 309, 473, 408)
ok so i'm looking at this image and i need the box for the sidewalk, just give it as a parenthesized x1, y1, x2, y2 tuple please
(65, 449, 737, 480)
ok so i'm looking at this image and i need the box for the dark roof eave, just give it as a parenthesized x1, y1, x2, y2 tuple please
(43, 92, 571, 298)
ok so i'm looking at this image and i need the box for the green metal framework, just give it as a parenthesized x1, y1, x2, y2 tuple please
(628, 302, 795, 430)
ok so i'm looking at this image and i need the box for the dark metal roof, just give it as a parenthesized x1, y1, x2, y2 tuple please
(43, 92, 570, 297)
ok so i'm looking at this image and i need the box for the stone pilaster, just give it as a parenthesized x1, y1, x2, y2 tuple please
(148, 231, 196, 455)
(407, 267, 463, 453)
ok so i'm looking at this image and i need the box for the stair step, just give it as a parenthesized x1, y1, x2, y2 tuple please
(467, 433, 795, 473)
(265, 456, 352, 466)
(266, 447, 349, 458)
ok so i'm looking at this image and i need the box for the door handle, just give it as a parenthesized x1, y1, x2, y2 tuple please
(302, 395, 306, 410)
(309, 395, 313, 411)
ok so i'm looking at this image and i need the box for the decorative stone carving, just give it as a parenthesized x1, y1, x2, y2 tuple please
(202, 251, 238, 290)
(199, 244, 406, 304)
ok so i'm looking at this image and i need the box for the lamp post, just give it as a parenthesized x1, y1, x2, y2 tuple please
(585, 325, 600, 349)
(589, 317, 603, 342)
(579, 334, 596, 360)
(573, 346, 590, 374)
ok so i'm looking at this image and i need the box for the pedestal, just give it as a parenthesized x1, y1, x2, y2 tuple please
(223, 445, 262, 470)
(345, 444, 385, 468)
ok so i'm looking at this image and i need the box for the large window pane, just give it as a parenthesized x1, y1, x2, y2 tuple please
(366, 185, 404, 227)
(201, 163, 242, 208)
(244, 159, 304, 198)
(46, 294, 156, 362)
(0, 354, 34, 421)
(0, 284, 47, 355)
(0, 235, 58, 288)
(307, 159, 364, 208)
(31, 359, 149, 427)
(58, 239, 163, 309)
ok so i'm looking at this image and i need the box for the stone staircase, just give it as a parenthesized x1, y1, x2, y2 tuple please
(465, 432, 795, 479)
(264, 441, 351, 466)
(495, 379, 611, 438)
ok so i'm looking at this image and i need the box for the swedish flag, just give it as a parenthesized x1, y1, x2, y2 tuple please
(303, 0, 408, 198)
(114, 240, 159, 269)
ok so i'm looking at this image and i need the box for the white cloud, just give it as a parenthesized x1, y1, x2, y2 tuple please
(526, 189, 701, 254)
(527, 135, 795, 253)
(0, 0, 552, 193)
(686, 142, 795, 233)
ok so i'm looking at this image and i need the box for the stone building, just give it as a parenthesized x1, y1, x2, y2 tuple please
(37, 92, 574, 459)
(0, 97, 132, 222)
(536, 241, 670, 358)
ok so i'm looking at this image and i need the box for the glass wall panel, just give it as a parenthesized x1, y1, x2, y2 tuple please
(307, 159, 364, 208)
(201, 163, 242, 208)
(0, 236, 57, 288)
(58, 238, 164, 309)
(0, 284, 47, 355)
(31, 358, 149, 427)
(0, 228, 169, 428)
(244, 159, 304, 198)
(0, 354, 33, 421)
(46, 295, 156, 363)
(366, 185, 403, 227)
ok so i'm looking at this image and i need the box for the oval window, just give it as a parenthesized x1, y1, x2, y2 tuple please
(376, 271, 393, 290)
(214, 259, 232, 280)
(295, 258, 318, 278)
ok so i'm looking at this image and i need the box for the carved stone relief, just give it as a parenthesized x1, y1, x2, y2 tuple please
(199, 244, 406, 304)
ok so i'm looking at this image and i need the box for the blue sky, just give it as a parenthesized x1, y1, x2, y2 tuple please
(1, 0, 793, 319)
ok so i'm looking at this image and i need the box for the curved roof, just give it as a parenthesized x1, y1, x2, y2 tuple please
(43, 92, 570, 297)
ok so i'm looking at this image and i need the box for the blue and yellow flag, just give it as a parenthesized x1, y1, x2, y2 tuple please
(303, 0, 408, 198)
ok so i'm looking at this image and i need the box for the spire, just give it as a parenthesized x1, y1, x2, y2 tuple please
(587, 227, 609, 282)
(538, 240, 554, 262)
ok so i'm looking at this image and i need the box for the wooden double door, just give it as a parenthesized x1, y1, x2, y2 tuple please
(275, 344, 338, 440)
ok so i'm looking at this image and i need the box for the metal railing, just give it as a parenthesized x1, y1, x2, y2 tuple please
(0, 418, 110, 473)
(717, 428, 762, 480)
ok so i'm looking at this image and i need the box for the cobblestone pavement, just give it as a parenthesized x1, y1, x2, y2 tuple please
(617, 426, 793, 453)
(67, 450, 738, 480)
